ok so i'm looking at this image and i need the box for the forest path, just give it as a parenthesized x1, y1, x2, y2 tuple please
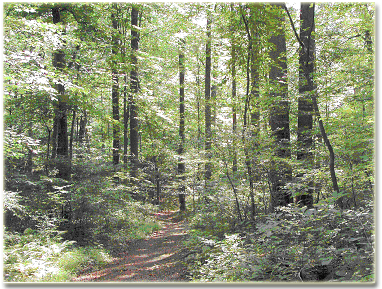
(72, 211, 190, 282)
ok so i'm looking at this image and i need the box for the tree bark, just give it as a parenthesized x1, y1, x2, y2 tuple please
(178, 39, 186, 211)
(69, 109, 76, 160)
(46, 127, 51, 174)
(51, 115, 58, 159)
(297, 2, 315, 207)
(26, 122, 33, 174)
(52, 6, 70, 180)
(204, 14, 212, 181)
(111, 8, 120, 168)
(123, 74, 129, 168)
(196, 56, 202, 181)
(78, 111, 87, 145)
(130, 6, 140, 178)
(241, 5, 259, 218)
(231, 44, 237, 174)
(268, 3, 291, 209)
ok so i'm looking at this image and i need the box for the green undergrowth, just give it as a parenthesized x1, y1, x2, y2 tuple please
(4, 169, 163, 282)
(4, 228, 113, 282)
(184, 202, 374, 283)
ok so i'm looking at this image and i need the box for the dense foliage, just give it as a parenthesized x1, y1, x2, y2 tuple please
(3, 2, 374, 283)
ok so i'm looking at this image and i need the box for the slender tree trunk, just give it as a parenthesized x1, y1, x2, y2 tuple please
(52, 6, 70, 180)
(46, 127, 51, 174)
(76, 115, 79, 141)
(123, 74, 129, 168)
(268, 4, 291, 210)
(230, 16, 240, 219)
(153, 156, 160, 205)
(211, 84, 217, 130)
(364, 30, 373, 53)
(204, 14, 212, 181)
(221, 150, 242, 222)
(249, 4, 261, 218)
(232, 45, 237, 173)
(297, 2, 315, 207)
(242, 35, 255, 219)
(51, 115, 58, 159)
(130, 6, 140, 178)
(241, 6, 257, 218)
(26, 122, 33, 174)
(178, 39, 186, 211)
(78, 112, 87, 145)
(111, 8, 120, 169)
(69, 109, 76, 160)
(311, 94, 342, 206)
(196, 56, 202, 181)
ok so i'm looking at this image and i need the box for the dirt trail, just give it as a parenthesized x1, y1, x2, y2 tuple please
(72, 211, 190, 282)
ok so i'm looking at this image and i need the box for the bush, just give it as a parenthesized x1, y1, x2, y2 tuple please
(3, 228, 113, 282)
(185, 203, 374, 282)
(189, 204, 235, 239)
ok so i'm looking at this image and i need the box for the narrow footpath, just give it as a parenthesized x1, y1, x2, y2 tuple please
(72, 211, 190, 282)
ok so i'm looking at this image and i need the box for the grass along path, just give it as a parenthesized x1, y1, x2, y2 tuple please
(72, 211, 190, 282)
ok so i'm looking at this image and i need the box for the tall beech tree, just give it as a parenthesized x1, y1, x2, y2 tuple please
(241, 3, 260, 217)
(296, 2, 315, 207)
(130, 6, 140, 178)
(204, 13, 212, 181)
(178, 39, 186, 211)
(52, 5, 70, 180)
(284, 3, 342, 208)
(111, 6, 120, 168)
(230, 6, 238, 174)
(268, 4, 291, 209)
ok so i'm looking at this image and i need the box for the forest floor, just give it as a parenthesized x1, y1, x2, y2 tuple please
(72, 211, 190, 282)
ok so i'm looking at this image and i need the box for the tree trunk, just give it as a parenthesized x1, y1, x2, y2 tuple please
(52, 6, 70, 180)
(78, 112, 87, 145)
(178, 39, 186, 211)
(241, 42, 256, 219)
(232, 44, 237, 174)
(311, 94, 342, 207)
(230, 9, 240, 219)
(297, 2, 315, 207)
(211, 84, 217, 130)
(268, 4, 291, 209)
(204, 14, 212, 181)
(130, 6, 140, 178)
(111, 8, 120, 168)
(196, 55, 202, 181)
(46, 127, 51, 174)
(26, 122, 33, 174)
(284, 3, 341, 207)
(123, 74, 129, 168)
(153, 156, 161, 205)
(51, 115, 58, 159)
(241, 5, 258, 218)
(290, 3, 342, 208)
(69, 109, 76, 160)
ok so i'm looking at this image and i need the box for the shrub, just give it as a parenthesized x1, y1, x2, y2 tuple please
(185, 203, 374, 282)
(189, 204, 234, 239)
(3, 227, 113, 282)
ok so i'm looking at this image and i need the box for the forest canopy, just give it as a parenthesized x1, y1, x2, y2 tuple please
(3, 2, 374, 283)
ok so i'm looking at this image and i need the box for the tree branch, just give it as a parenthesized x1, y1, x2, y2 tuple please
(283, 4, 305, 51)
(240, 5, 252, 41)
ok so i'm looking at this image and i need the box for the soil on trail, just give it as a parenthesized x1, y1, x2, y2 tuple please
(72, 211, 190, 282)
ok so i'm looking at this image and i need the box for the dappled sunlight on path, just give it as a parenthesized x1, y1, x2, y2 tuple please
(72, 211, 190, 282)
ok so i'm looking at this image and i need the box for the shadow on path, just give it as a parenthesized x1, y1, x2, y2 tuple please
(72, 211, 190, 282)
